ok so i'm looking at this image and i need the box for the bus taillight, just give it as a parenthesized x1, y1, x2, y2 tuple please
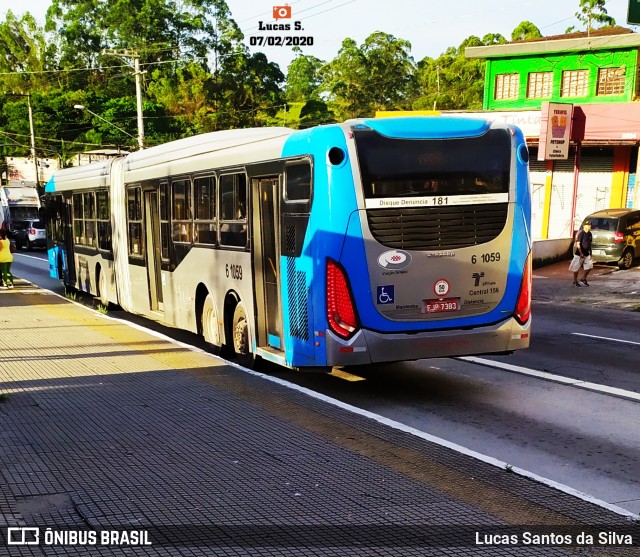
(514, 252, 532, 325)
(326, 259, 359, 339)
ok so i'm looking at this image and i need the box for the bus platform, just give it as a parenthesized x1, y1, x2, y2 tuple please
(0, 280, 638, 556)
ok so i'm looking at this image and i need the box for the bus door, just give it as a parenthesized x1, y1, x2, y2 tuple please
(144, 189, 163, 312)
(252, 177, 283, 351)
(63, 196, 76, 287)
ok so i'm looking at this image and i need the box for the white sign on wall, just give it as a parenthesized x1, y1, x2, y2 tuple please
(538, 102, 573, 160)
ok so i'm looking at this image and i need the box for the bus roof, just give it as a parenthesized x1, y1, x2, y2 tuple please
(47, 159, 115, 193)
(350, 116, 493, 138)
(124, 127, 294, 180)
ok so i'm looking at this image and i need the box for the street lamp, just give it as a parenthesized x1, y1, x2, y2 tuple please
(74, 105, 140, 148)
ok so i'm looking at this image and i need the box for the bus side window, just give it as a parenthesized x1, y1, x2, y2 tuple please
(219, 173, 247, 248)
(127, 187, 143, 257)
(194, 175, 217, 245)
(172, 178, 192, 243)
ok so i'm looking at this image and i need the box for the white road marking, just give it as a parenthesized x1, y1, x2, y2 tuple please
(13, 253, 48, 262)
(573, 332, 640, 347)
(461, 356, 640, 403)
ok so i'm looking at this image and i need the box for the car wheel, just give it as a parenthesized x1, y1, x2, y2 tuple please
(232, 304, 255, 368)
(26, 240, 33, 251)
(618, 249, 634, 270)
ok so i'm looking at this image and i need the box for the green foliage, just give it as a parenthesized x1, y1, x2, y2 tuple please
(212, 51, 285, 130)
(285, 48, 325, 102)
(321, 32, 415, 120)
(299, 100, 336, 128)
(575, 0, 616, 31)
(511, 21, 543, 41)
(10, 0, 623, 155)
(411, 35, 486, 111)
(64, 288, 77, 301)
(0, 10, 54, 93)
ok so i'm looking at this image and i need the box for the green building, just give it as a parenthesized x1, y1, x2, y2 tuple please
(463, 27, 640, 243)
(466, 27, 640, 111)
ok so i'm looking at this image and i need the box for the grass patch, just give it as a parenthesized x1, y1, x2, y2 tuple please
(97, 304, 108, 315)
(64, 289, 77, 301)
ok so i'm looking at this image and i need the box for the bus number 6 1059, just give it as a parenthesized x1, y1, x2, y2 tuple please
(226, 264, 243, 280)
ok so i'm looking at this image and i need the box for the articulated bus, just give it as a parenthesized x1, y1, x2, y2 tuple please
(46, 117, 531, 370)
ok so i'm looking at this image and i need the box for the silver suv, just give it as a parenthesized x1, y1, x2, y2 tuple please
(582, 209, 640, 270)
(12, 219, 46, 251)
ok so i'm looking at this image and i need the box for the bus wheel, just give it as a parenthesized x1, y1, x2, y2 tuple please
(201, 296, 222, 355)
(232, 305, 255, 368)
(97, 267, 109, 307)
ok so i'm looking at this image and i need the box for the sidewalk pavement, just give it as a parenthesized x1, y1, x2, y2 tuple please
(0, 279, 638, 556)
(533, 260, 640, 311)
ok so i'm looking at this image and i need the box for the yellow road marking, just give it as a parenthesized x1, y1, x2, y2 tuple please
(329, 367, 366, 382)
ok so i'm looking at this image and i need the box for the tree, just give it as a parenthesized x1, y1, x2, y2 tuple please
(481, 33, 507, 46)
(574, 0, 616, 31)
(212, 51, 285, 129)
(321, 33, 414, 120)
(298, 100, 335, 128)
(285, 48, 324, 102)
(0, 10, 54, 93)
(45, 0, 244, 69)
(411, 35, 486, 111)
(511, 21, 543, 41)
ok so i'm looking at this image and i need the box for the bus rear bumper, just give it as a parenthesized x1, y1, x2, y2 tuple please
(325, 317, 530, 366)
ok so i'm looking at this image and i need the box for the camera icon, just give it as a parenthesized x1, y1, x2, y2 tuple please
(273, 4, 292, 19)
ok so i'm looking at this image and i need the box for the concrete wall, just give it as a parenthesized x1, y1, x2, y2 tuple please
(532, 238, 572, 268)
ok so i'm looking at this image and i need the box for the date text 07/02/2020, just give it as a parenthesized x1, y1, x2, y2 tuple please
(249, 35, 314, 47)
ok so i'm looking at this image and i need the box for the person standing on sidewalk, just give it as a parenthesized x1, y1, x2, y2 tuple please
(0, 229, 15, 289)
(569, 220, 593, 287)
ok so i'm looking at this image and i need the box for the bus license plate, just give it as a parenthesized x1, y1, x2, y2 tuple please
(424, 298, 460, 313)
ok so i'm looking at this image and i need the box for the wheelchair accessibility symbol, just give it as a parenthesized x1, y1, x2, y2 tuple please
(376, 285, 395, 304)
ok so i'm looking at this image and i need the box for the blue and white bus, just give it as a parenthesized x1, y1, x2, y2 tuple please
(46, 116, 531, 370)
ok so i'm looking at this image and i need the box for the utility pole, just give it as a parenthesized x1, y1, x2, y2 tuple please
(133, 54, 145, 150)
(26, 93, 39, 191)
(104, 50, 145, 149)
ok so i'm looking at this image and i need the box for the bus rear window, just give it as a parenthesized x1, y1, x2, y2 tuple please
(354, 128, 511, 198)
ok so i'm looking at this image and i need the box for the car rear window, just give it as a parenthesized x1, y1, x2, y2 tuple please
(589, 217, 618, 231)
(32, 221, 45, 230)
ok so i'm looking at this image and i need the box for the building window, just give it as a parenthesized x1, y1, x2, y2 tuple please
(494, 74, 520, 100)
(561, 70, 589, 97)
(527, 72, 553, 98)
(597, 67, 625, 95)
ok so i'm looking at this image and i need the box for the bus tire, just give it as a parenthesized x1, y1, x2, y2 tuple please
(232, 305, 255, 368)
(201, 295, 222, 355)
(97, 266, 109, 307)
